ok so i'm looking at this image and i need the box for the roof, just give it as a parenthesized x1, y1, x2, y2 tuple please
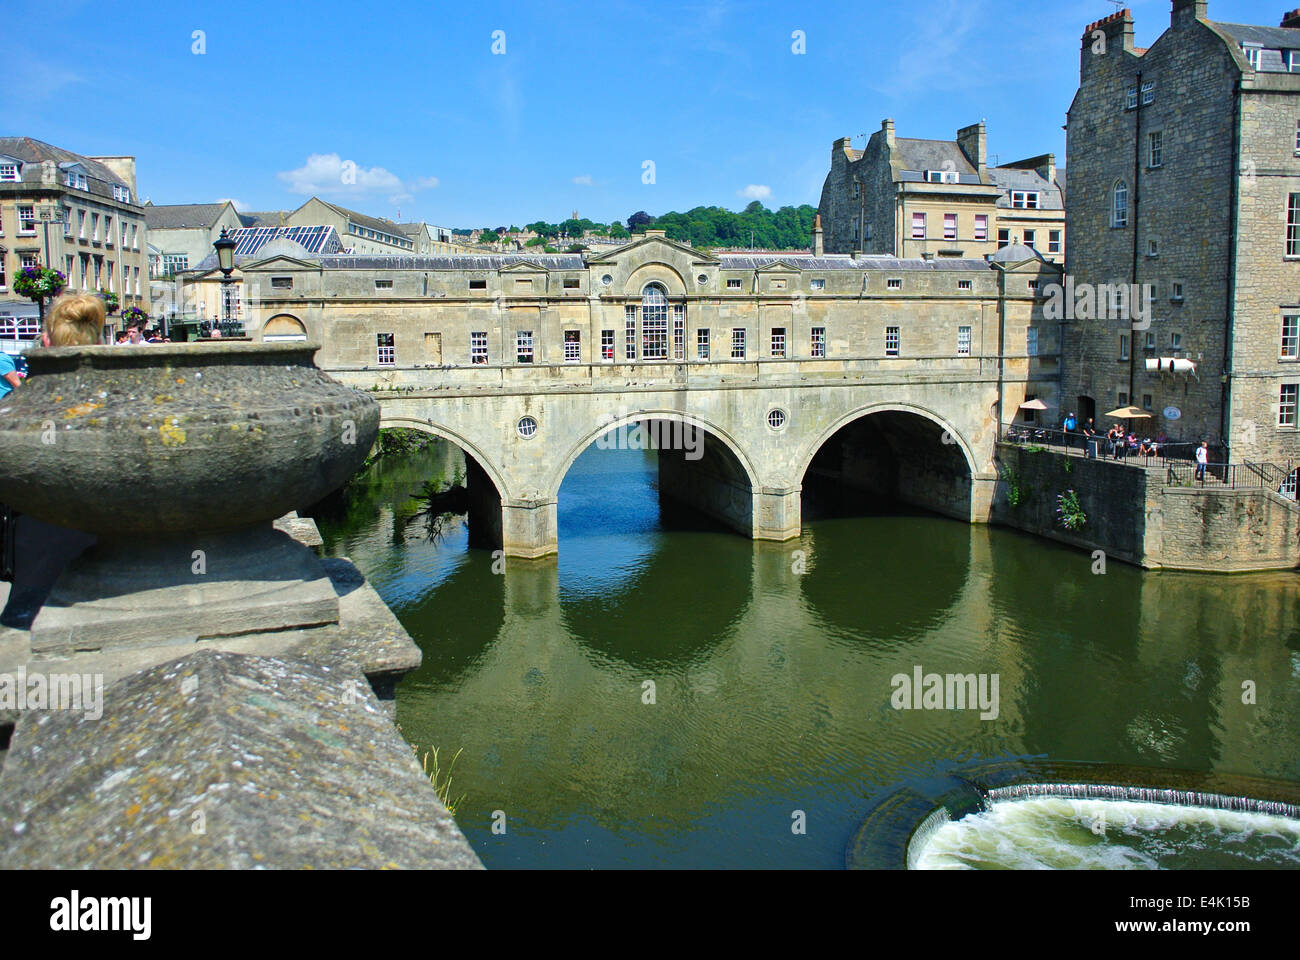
(144, 202, 230, 230)
(0, 137, 131, 203)
(238, 211, 286, 228)
(1213, 21, 1300, 49)
(988, 243, 1044, 264)
(717, 254, 992, 272)
(311, 198, 406, 237)
(893, 138, 979, 179)
(315, 254, 587, 270)
(989, 167, 1065, 210)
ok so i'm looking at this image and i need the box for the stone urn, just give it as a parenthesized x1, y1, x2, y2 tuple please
(0, 342, 379, 653)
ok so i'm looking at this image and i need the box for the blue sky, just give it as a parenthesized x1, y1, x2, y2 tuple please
(5, 0, 1286, 228)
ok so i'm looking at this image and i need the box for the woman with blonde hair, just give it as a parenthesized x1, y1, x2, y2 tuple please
(42, 293, 105, 347)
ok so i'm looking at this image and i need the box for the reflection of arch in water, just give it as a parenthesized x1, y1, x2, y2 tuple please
(797, 404, 975, 522)
(394, 553, 507, 689)
(551, 411, 758, 538)
(559, 531, 753, 670)
(379, 416, 506, 549)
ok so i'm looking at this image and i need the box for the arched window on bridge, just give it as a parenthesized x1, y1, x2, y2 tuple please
(637, 283, 684, 361)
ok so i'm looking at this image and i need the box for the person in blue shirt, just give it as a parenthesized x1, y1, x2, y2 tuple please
(0, 352, 20, 400)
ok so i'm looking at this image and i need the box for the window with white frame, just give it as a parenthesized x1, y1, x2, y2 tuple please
(1281, 383, 1298, 427)
(0, 317, 37, 341)
(377, 333, 395, 366)
(974, 215, 988, 242)
(887, 277, 902, 290)
(63, 206, 72, 235)
(1048, 230, 1062, 254)
(1119, 334, 1130, 360)
(600, 329, 614, 361)
(1125, 86, 1138, 110)
(0, 258, 5, 289)
(104, 215, 113, 244)
(770, 327, 786, 358)
(944, 213, 957, 240)
(1295, 119, 1300, 154)
(17, 205, 35, 234)
(470, 330, 488, 364)
(726, 278, 741, 289)
(673, 303, 685, 360)
(515, 330, 534, 363)
(957, 325, 972, 356)
(731, 327, 746, 359)
(1147, 239, 1159, 258)
(162, 254, 188, 275)
(912, 212, 926, 240)
(1289, 194, 1300, 256)
(958, 279, 972, 291)
(641, 283, 668, 359)
(0, 162, 18, 181)
(121, 222, 128, 246)
(20, 253, 39, 270)
(811, 326, 825, 358)
(1148, 130, 1163, 168)
(564, 329, 581, 362)
(91, 213, 99, 241)
(106, 261, 114, 292)
(1243, 43, 1263, 70)
(1141, 80, 1155, 105)
(1011, 191, 1040, 209)
(1023, 229, 1036, 249)
(1027, 327, 1039, 357)
(1112, 180, 1129, 227)
(697, 328, 710, 359)
(1171, 281, 1184, 301)
(64, 255, 73, 286)
(810, 278, 825, 290)
(625, 306, 637, 360)
(885, 326, 900, 356)
(78, 210, 86, 238)
(1171, 332, 1183, 350)
(1283, 315, 1299, 359)
(998, 228, 1010, 248)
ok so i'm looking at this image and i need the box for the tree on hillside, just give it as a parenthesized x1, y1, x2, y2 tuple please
(627, 211, 653, 232)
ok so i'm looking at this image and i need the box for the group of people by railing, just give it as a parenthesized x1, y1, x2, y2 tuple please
(1002, 418, 1197, 466)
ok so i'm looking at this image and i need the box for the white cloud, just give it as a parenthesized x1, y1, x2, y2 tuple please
(216, 197, 248, 212)
(738, 184, 772, 201)
(572, 174, 594, 186)
(276, 153, 402, 195)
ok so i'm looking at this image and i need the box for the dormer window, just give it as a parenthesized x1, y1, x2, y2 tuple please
(64, 171, 88, 190)
(1289, 50, 1300, 72)
(0, 162, 19, 182)
(111, 184, 130, 203)
(1243, 43, 1263, 69)
(1010, 191, 1040, 209)
(926, 170, 960, 184)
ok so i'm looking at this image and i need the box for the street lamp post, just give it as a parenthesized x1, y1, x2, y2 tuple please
(212, 228, 238, 338)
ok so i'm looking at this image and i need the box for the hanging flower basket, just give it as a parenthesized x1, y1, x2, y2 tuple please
(101, 291, 120, 314)
(121, 306, 148, 327)
(12, 265, 66, 303)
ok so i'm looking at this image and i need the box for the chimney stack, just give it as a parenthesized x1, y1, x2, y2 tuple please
(881, 118, 895, 148)
(811, 214, 824, 257)
(957, 121, 987, 177)
(1283, 8, 1300, 28)
(1172, 1, 1208, 28)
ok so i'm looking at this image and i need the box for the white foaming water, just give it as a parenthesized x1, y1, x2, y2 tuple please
(913, 797, 1300, 870)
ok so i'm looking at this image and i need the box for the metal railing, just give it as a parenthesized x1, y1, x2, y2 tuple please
(999, 422, 1202, 467)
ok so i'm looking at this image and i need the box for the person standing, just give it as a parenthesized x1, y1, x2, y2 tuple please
(1195, 441, 1209, 482)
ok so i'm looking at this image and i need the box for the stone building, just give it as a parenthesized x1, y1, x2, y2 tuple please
(1064, 1, 1300, 468)
(817, 121, 1065, 262)
(143, 201, 245, 278)
(0, 137, 148, 345)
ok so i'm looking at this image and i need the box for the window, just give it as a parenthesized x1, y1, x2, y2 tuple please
(1170, 332, 1183, 350)
(469, 278, 487, 290)
(771, 327, 786, 358)
(1295, 120, 1300, 155)
(376, 333, 395, 366)
(517, 416, 538, 439)
(957, 325, 972, 356)
(91, 213, 99, 241)
(1147, 239, 1160, 258)
(1281, 383, 1298, 426)
(810, 278, 825, 290)
(17, 205, 35, 235)
(731, 327, 746, 359)
(768, 409, 787, 429)
(20, 252, 39, 270)
(64, 255, 73, 286)
(1289, 50, 1300, 72)
(515, 278, 532, 292)
(271, 276, 293, 289)
(0, 317, 38, 341)
(106, 261, 114, 292)
(64, 170, 87, 190)
(375, 279, 393, 289)
(1028, 279, 1040, 292)
(998, 228, 1010, 248)
(564, 330, 580, 362)
(771, 278, 787, 290)
(1011, 191, 1040, 209)
(1118, 391, 1129, 407)
(1048, 230, 1062, 254)
(1145, 331, 1157, 350)
(162, 254, 188, 275)
(912, 212, 926, 240)
(944, 213, 957, 241)
(1027, 327, 1039, 357)
(926, 170, 959, 183)
(78, 210, 86, 238)
(601, 329, 615, 361)
(515, 330, 534, 363)
(1243, 43, 1263, 70)
(471, 331, 488, 364)
(563, 278, 579, 289)
(1148, 130, 1163, 168)
(1023, 394, 1038, 424)
(852, 180, 860, 198)
(112, 184, 130, 203)
(697, 328, 710, 359)
(811, 326, 826, 358)
(131, 224, 138, 249)
(1290, 194, 1300, 257)
(120, 222, 128, 246)
(1284, 315, 1299, 359)
(1142, 393, 1154, 410)
(1141, 80, 1155, 105)
(673, 304, 685, 359)
(1125, 86, 1138, 110)
(641, 283, 668, 359)
(0, 162, 18, 181)
(887, 278, 902, 290)
(1119, 333, 1130, 360)
(726, 278, 742, 289)
(104, 215, 113, 244)
(1112, 181, 1129, 228)
(974, 215, 988, 242)
(63, 206, 72, 235)
(1171, 281, 1184, 301)
(885, 327, 900, 356)
(0, 258, 5, 289)
(958, 279, 972, 291)
(625, 306, 637, 360)
(1023, 229, 1036, 248)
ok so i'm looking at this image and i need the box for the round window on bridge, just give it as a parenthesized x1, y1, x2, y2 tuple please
(601, 274, 613, 286)
(697, 274, 708, 285)
(767, 409, 787, 431)
(517, 416, 538, 439)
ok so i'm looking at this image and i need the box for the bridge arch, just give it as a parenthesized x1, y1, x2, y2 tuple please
(378, 415, 511, 501)
(549, 409, 761, 498)
(796, 401, 978, 483)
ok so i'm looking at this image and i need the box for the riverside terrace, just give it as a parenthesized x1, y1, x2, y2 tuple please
(180, 234, 1063, 558)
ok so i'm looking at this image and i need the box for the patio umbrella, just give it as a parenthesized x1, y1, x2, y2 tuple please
(1104, 406, 1152, 419)
(1018, 398, 1049, 410)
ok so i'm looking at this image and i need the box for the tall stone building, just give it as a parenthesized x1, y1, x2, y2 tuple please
(817, 121, 1065, 262)
(1064, 1, 1300, 468)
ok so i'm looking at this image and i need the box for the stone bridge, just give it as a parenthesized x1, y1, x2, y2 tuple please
(333, 361, 1003, 558)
